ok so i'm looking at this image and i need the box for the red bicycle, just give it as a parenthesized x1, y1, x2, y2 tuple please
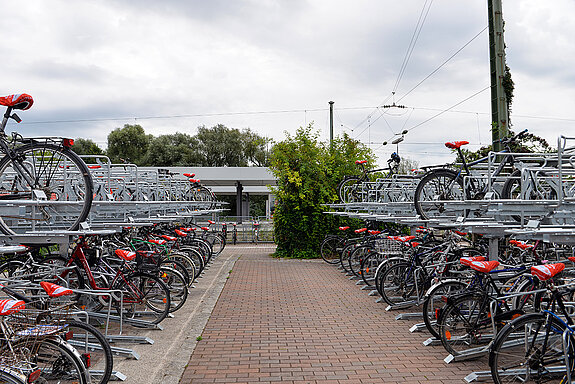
(42, 235, 171, 325)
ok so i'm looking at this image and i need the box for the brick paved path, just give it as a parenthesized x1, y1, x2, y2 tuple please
(180, 246, 487, 384)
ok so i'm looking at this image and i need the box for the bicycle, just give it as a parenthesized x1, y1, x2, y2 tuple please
(252, 221, 260, 244)
(0, 93, 93, 234)
(413, 129, 529, 220)
(319, 226, 353, 264)
(337, 152, 401, 203)
(0, 286, 91, 384)
(488, 262, 575, 383)
(43, 235, 171, 325)
(1, 281, 114, 384)
(436, 258, 544, 357)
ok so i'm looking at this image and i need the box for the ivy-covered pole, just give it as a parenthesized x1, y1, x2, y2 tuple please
(488, 0, 509, 152)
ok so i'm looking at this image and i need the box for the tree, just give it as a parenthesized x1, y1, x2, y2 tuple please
(104, 123, 272, 167)
(196, 124, 245, 166)
(143, 133, 202, 167)
(106, 124, 151, 165)
(397, 156, 420, 175)
(195, 124, 271, 167)
(71, 138, 104, 156)
(269, 125, 375, 258)
(242, 128, 272, 167)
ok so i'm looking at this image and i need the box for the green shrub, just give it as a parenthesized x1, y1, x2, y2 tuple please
(269, 125, 375, 258)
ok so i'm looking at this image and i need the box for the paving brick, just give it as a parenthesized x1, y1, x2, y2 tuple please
(179, 245, 484, 383)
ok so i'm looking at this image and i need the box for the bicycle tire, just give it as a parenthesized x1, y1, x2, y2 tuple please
(339, 243, 357, 273)
(204, 233, 225, 256)
(183, 238, 212, 264)
(348, 245, 372, 277)
(337, 176, 361, 203)
(359, 252, 385, 287)
(414, 169, 465, 220)
(0, 142, 93, 234)
(374, 256, 408, 297)
(489, 312, 575, 384)
(320, 235, 345, 264)
(161, 256, 194, 287)
(438, 291, 493, 356)
(421, 279, 467, 339)
(111, 272, 171, 325)
(379, 261, 425, 306)
(5, 336, 91, 384)
(178, 247, 204, 278)
(189, 185, 215, 209)
(158, 266, 188, 313)
(0, 369, 25, 384)
(62, 320, 113, 384)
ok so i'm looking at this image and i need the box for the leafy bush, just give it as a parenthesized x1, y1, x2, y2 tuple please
(269, 125, 375, 258)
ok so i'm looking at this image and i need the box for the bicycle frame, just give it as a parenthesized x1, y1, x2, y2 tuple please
(452, 147, 515, 198)
(57, 238, 146, 305)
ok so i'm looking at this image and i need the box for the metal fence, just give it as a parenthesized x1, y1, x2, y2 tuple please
(209, 216, 275, 244)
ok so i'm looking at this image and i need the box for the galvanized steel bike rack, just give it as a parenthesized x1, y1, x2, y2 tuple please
(327, 135, 575, 383)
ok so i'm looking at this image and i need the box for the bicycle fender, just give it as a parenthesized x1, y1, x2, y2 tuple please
(423, 278, 464, 297)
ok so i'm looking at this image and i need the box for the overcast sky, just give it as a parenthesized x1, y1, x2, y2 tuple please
(2, 0, 574, 167)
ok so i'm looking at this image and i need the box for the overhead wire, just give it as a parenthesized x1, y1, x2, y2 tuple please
(393, 0, 435, 94)
(363, 27, 489, 134)
(404, 85, 491, 133)
(396, 26, 488, 103)
(21, 107, 329, 125)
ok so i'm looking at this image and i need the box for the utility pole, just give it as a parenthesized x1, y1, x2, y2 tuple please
(329, 101, 334, 148)
(488, 0, 509, 152)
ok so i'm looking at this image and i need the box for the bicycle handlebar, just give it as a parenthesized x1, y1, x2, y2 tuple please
(499, 129, 528, 145)
(387, 152, 401, 164)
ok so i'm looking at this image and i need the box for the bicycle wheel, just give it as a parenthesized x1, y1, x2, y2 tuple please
(112, 272, 171, 325)
(5, 336, 91, 384)
(359, 252, 385, 287)
(348, 245, 372, 277)
(320, 236, 345, 264)
(414, 169, 465, 220)
(0, 142, 93, 234)
(379, 262, 424, 306)
(489, 312, 574, 384)
(438, 292, 492, 356)
(339, 243, 357, 273)
(374, 257, 407, 297)
(204, 233, 225, 256)
(184, 238, 212, 263)
(0, 368, 25, 384)
(161, 256, 193, 287)
(189, 185, 215, 209)
(421, 279, 468, 339)
(337, 176, 361, 203)
(158, 266, 188, 313)
(501, 169, 559, 201)
(178, 247, 204, 278)
(61, 320, 113, 384)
